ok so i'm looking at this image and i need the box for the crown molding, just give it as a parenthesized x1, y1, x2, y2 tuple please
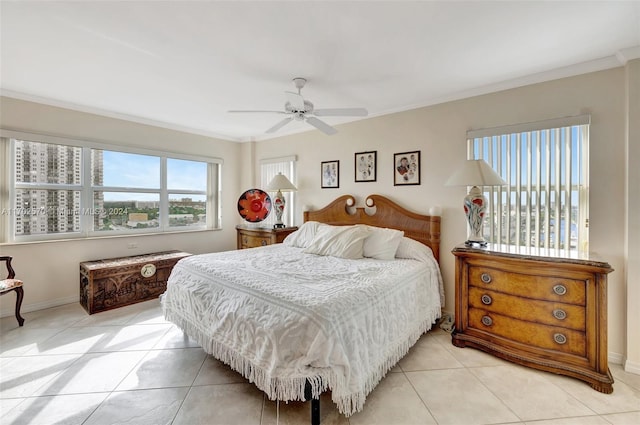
(3, 46, 639, 143)
(0, 89, 242, 143)
(367, 49, 637, 121)
(616, 46, 640, 64)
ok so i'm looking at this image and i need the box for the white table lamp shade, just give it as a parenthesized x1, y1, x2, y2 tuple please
(266, 173, 297, 192)
(445, 159, 506, 187)
(265, 173, 297, 228)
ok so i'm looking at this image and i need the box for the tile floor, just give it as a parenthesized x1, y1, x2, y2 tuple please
(1, 299, 639, 425)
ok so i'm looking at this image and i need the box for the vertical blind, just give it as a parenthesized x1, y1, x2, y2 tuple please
(260, 156, 297, 227)
(467, 115, 590, 254)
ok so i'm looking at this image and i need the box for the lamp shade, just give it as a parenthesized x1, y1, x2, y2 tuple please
(266, 173, 297, 192)
(445, 159, 506, 187)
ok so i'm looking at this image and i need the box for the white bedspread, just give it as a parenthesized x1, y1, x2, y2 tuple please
(161, 244, 443, 416)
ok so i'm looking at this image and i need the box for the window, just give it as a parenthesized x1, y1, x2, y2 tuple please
(13, 140, 83, 237)
(467, 115, 589, 254)
(166, 158, 208, 229)
(92, 150, 161, 232)
(260, 156, 297, 227)
(3, 132, 221, 242)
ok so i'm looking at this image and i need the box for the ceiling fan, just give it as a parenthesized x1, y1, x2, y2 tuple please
(228, 78, 368, 135)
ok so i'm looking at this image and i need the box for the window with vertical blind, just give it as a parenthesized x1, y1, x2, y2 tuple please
(260, 156, 296, 227)
(467, 115, 590, 254)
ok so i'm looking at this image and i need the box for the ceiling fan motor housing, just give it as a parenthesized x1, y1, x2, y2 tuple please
(285, 99, 314, 115)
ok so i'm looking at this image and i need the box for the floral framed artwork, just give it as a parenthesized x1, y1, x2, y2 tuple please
(394, 151, 420, 185)
(354, 151, 377, 182)
(321, 160, 340, 188)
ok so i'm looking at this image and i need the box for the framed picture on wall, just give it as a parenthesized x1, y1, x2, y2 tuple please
(354, 151, 377, 182)
(394, 151, 420, 186)
(321, 160, 340, 188)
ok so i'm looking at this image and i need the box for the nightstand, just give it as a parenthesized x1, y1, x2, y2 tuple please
(236, 225, 298, 249)
(452, 244, 614, 393)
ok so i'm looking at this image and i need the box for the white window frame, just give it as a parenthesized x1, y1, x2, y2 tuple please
(467, 115, 590, 254)
(260, 155, 297, 228)
(1, 129, 222, 242)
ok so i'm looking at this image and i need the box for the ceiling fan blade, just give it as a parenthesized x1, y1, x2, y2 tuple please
(266, 117, 294, 134)
(306, 116, 338, 135)
(228, 110, 287, 114)
(313, 108, 368, 117)
(285, 91, 305, 111)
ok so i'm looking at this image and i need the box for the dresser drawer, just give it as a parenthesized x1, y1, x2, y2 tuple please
(239, 234, 271, 248)
(468, 287, 586, 331)
(236, 226, 298, 250)
(469, 266, 586, 305)
(468, 308, 586, 357)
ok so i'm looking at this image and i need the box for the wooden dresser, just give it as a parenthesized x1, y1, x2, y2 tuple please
(452, 244, 614, 393)
(236, 225, 298, 249)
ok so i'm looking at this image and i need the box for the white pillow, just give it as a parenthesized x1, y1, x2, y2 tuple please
(363, 226, 404, 260)
(283, 221, 321, 248)
(395, 237, 436, 263)
(304, 224, 370, 259)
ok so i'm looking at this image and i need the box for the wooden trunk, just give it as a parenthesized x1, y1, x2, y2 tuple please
(80, 250, 191, 314)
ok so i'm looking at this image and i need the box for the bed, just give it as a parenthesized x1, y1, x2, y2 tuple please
(161, 194, 443, 422)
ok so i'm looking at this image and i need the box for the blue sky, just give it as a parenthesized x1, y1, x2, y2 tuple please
(100, 151, 207, 202)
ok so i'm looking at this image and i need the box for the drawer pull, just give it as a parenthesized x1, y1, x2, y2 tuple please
(481, 315, 493, 326)
(481, 294, 493, 305)
(552, 309, 567, 320)
(553, 284, 567, 296)
(243, 237, 248, 244)
(553, 333, 567, 345)
(480, 273, 492, 284)
(261, 240, 267, 246)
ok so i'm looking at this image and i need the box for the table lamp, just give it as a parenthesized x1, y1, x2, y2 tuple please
(265, 173, 297, 228)
(445, 159, 506, 247)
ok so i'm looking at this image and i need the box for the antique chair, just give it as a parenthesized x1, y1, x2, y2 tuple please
(0, 256, 25, 326)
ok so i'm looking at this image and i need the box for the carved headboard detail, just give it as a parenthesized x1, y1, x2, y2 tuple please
(303, 194, 441, 263)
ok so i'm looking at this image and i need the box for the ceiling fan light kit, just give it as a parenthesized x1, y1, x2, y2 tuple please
(228, 77, 368, 135)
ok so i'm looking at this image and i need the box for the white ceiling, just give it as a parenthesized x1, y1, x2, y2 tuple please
(1, 1, 639, 142)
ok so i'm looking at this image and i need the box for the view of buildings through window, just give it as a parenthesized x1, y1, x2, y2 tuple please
(13, 139, 210, 237)
(14, 141, 82, 235)
(469, 117, 589, 253)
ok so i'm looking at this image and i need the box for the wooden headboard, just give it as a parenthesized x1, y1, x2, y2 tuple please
(303, 194, 441, 263)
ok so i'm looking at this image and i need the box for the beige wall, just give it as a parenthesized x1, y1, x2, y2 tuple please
(253, 67, 637, 369)
(0, 64, 637, 372)
(0, 97, 242, 311)
(625, 59, 640, 374)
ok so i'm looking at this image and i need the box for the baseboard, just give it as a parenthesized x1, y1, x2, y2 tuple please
(0, 295, 78, 319)
(609, 351, 624, 365)
(623, 358, 640, 375)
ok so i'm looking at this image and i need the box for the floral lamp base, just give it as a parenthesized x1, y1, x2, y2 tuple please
(273, 189, 285, 229)
(464, 186, 488, 247)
